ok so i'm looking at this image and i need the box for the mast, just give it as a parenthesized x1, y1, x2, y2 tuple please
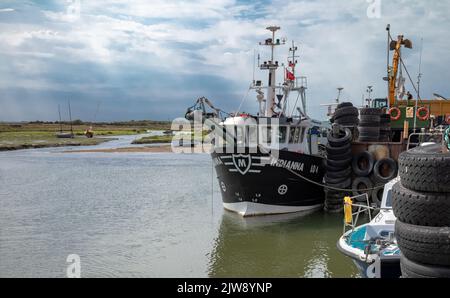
(259, 26, 284, 117)
(68, 100, 73, 136)
(58, 104, 63, 133)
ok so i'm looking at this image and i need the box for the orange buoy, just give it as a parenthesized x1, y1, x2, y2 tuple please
(388, 107, 401, 121)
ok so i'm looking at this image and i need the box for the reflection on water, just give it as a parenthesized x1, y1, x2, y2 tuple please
(0, 138, 359, 278)
(208, 211, 360, 278)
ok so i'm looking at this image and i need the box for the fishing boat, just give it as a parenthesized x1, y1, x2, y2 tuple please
(210, 26, 329, 217)
(337, 177, 401, 278)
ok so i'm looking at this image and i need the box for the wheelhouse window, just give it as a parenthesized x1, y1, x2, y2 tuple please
(290, 127, 300, 143)
(259, 126, 272, 145)
(276, 126, 287, 144)
(299, 127, 306, 143)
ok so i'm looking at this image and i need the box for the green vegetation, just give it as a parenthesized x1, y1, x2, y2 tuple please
(0, 121, 172, 151)
(131, 135, 174, 144)
(131, 130, 212, 145)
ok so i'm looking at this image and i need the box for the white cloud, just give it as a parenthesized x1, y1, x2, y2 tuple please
(1, 0, 450, 121)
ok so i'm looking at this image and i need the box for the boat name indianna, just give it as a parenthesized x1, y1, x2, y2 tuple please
(213, 155, 320, 175)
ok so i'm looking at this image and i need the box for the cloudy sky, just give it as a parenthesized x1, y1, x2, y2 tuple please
(1, 0, 449, 122)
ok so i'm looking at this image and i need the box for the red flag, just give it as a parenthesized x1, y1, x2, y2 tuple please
(286, 69, 295, 81)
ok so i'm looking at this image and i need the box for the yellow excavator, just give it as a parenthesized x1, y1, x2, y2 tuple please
(386, 26, 450, 130)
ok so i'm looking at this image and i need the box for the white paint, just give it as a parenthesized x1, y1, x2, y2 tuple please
(223, 202, 323, 217)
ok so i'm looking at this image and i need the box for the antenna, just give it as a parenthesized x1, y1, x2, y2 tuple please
(414, 38, 424, 132)
(366, 86, 373, 107)
(417, 38, 423, 99)
(336, 87, 344, 103)
(252, 49, 256, 83)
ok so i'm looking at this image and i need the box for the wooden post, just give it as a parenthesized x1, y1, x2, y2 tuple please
(403, 120, 409, 139)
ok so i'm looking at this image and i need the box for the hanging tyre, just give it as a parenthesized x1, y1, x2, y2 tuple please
(352, 177, 373, 201)
(373, 158, 398, 183)
(392, 182, 450, 227)
(395, 220, 450, 267)
(352, 151, 375, 176)
(401, 255, 450, 278)
(399, 144, 450, 193)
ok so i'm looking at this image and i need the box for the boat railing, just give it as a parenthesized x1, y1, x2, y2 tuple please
(406, 131, 445, 151)
(343, 193, 378, 236)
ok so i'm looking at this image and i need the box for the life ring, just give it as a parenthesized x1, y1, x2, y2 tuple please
(445, 114, 450, 125)
(388, 107, 401, 121)
(416, 107, 430, 121)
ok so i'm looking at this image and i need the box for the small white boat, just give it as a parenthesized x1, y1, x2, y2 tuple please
(337, 177, 401, 278)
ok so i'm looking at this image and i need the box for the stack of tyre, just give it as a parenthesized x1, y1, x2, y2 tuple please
(392, 144, 450, 278)
(358, 108, 381, 142)
(332, 103, 359, 128)
(379, 114, 391, 142)
(324, 127, 353, 213)
(351, 151, 398, 207)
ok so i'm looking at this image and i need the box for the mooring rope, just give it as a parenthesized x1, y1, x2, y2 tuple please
(445, 127, 450, 150)
(260, 146, 387, 193)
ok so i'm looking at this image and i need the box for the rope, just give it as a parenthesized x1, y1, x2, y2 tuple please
(260, 145, 387, 193)
(400, 57, 423, 105)
(235, 85, 252, 116)
(445, 127, 450, 150)
(290, 91, 301, 117)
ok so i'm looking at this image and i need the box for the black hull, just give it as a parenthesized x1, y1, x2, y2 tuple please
(211, 149, 325, 216)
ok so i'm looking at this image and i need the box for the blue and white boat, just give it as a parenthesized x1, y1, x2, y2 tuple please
(337, 178, 401, 278)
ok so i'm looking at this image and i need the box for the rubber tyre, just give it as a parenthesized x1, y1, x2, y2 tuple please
(326, 178, 352, 190)
(334, 107, 359, 119)
(326, 143, 351, 155)
(352, 177, 374, 200)
(401, 255, 450, 278)
(380, 115, 391, 124)
(325, 196, 345, 204)
(327, 128, 352, 147)
(325, 174, 350, 185)
(335, 116, 359, 125)
(371, 184, 384, 207)
(337, 102, 353, 109)
(352, 151, 375, 177)
(392, 182, 450, 227)
(358, 126, 380, 135)
(327, 158, 352, 169)
(325, 163, 348, 172)
(399, 144, 450, 193)
(360, 108, 382, 116)
(359, 115, 380, 123)
(327, 148, 352, 161)
(325, 167, 352, 179)
(373, 158, 398, 183)
(358, 136, 380, 143)
(395, 221, 450, 266)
